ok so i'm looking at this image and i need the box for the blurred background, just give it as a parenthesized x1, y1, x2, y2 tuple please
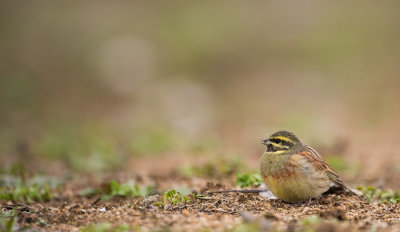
(1, 1, 400, 188)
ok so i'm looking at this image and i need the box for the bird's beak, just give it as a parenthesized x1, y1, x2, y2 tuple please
(261, 138, 271, 146)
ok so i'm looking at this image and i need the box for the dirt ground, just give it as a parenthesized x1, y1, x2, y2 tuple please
(2, 156, 400, 232)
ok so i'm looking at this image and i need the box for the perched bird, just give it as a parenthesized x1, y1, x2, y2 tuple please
(260, 130, 349, 203)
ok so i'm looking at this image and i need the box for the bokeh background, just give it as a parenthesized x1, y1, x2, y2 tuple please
(1, 1, 400, 188)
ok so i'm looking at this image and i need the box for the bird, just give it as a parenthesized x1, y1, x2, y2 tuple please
(260, 130, 350, 203)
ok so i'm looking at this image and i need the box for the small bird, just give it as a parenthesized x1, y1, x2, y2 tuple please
(260, 130, 349, 203)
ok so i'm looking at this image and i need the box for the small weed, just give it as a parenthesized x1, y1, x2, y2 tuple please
(80, 223, 131, 232)
(78, 187, 101, 197)
(0, 208, 18, 218)
(0, 185, 52, 202)
(302, 215, 321, 226)
(0, 174, 59, 202)
(235, 172, 263, 188)
(101, 180, 155, 201)
(36, 218, 49, 227)
(300, 215, 321, 232)
(357, 186, 400, 203)
(0, 206, 18, 231)
(164, 189, 190, 204)
(156, 189, 191, 206)
(0, 218, 18, 232)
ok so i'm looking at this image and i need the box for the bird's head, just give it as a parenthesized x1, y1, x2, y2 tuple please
(261, 130, 302, 153)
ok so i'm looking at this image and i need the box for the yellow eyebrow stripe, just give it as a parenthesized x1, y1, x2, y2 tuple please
(270, 136, 293, 143)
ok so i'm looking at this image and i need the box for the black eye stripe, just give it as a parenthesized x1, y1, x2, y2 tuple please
(270, 138, 282, 144)
(270, 138, 292, 147)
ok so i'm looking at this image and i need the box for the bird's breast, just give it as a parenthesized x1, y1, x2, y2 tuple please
(260, 152, 294, 177)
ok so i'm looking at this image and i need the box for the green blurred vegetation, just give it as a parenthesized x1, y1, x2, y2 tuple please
(77, 180, 156, 201)
(357, 186, 400, 204)
(100, 180, 155, 201)
(0, 216, 18, 232)
(301, 215, 323, 232)
(80, 223, 131, 232)
(325, 156, 359, 178)
(179, 156, 246, 178)
(0, 164, 62, 202)
(235, 172, 263, 188)
(36, 125, 123, 172)
(0, 181, 52, 203)
(0, 208, 18, 232)
(227, 222, 261, 232)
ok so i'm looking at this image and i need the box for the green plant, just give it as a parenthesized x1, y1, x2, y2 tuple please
(78, 187, 101, 197)
(300, 215, 322, 232)
(101, 180, 155, 201)
(0, 217, 18, 232)
(0, 208, 17, 218)
(302, 215, 321, 226)
(235, 172, 263, 188)
(0, 185, 52, 202)
(157, 189, 191, 206)
(357, 186, 400, 203)
(36, 218, 49, 227)
(0, 175, 59, 202)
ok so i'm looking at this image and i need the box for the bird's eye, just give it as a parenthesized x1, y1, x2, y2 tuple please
(275, 139, 282, 144)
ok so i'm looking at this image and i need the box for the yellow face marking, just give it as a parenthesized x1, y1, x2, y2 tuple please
(267, 150, 286, 154)
(270, 143, 289, 150)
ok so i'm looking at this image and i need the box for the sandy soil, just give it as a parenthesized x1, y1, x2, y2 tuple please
(2, 170, 400, 232)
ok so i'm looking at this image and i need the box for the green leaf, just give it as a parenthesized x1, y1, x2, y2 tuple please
(78, 187, 99, 197)
(235, 172, 263, 188)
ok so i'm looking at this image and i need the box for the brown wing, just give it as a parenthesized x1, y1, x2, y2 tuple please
(299, 145, 344, 187)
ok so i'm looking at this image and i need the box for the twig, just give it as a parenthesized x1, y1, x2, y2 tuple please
(206, 189, 269, 194)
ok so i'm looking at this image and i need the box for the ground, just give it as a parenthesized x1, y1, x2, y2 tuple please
(1, 155, 400, 232)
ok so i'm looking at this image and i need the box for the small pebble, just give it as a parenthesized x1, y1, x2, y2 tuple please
(182, 209, 190, 217)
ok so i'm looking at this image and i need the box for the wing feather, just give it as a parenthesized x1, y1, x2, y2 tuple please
(300, 146, 345, 187)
